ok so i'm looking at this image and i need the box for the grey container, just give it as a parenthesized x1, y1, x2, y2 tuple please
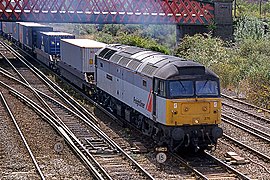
(60, 39, 106, 73)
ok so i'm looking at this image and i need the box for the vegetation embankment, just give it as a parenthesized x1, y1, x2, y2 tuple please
(65, 0, 270, 109)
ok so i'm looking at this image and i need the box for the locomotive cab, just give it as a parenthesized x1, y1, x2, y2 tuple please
(152, 63, 223, 151)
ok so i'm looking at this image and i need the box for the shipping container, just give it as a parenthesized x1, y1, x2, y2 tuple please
(18, 22, 53, 49)
(0, 22, 2, 33)
(37, 31, 75, 55)
(12, 22, 19, 41)
(60, 39, 107, 73)
(2, 22, 13, 34)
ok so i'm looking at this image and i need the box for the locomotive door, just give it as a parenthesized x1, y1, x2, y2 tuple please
(115, 66, 124, 100)
(153, 78, 167, 123)
(153, 78, 158, 120)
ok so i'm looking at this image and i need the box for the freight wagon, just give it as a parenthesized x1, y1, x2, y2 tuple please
(59, 39, 106, 89)
(2, 22, 13, 39)
(18, 22, 53, 50)
(37, 31, 75, 56)
(34, 31, 75, 70)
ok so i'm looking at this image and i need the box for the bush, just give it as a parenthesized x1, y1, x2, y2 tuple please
(116, 33, 170, 54)
(234, 16, 267, 42)
(175, 34, 242, 87)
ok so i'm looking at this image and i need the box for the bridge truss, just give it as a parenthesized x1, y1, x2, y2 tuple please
(0, 0, 214, 25)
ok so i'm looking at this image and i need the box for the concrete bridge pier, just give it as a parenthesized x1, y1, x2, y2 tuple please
(176, 0, 233, 42)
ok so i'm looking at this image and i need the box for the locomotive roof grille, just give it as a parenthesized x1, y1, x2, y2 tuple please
(99, 48, 111, 58)
(143, 55, 167, 65)
(178, 66, 206, 75)
(127, 60, 141, 70)
(97, 45, 219, 80)
(118, 57, 131, 66)
(110, 54, 122, 63)
(123, 47, 144, 54)
(104, 50, 117, 60)
(141, 64, 158, 76)
(118, 52, 133, 58)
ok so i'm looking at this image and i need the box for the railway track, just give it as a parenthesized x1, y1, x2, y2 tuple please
(209, 93, 270, 179)
(1, 38, 268, 179)
(0, 94, 43, 179)
(0, 92, 45, 179)
(0, 39, 156, 179)
(222, 93, 270, 124)
(172, 151, 250, 180)
(0, 41, 94, 179)
(44, 67, 254, 179)
(221, 94, 270, 160)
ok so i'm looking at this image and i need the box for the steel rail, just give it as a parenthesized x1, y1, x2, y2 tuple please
(222, 110, 270, 133)
(170, 153, 208, 179)
(204, 151, 251, 180)
(6, 87, 107, 180)
(222, 93, 270, 114)
(0, 66, 13, 76)
(222, 102, 270, 123)
(0, 41, 84, 144)
(222, 115, 270, 141)
(1, 41, 99, 125)
(0, 42, 155, 179)
(223, 134, 270, 162)
(0, 92, 46, 180)
(0, 42, 65, 126)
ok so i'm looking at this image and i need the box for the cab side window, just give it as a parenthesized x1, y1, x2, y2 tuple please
(154, 79, 166, 97)
(159, 81, 166, 97)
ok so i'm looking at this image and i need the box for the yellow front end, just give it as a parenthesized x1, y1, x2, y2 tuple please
(166, 98, 222, 126)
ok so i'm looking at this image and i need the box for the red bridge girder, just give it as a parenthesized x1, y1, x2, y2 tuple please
(0, 0, 214, 25)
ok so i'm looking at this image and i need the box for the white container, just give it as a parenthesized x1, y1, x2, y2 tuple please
(60, 39, 106, 73)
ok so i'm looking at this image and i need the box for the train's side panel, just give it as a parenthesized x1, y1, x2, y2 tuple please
(96, 58, 153, 119)
(29, 27, 53, 49)
(34, 48, 52, 67)
(19, 23, 24, 44)
(61, 42, 81, 71)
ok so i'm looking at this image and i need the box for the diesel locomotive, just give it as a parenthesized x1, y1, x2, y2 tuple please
(94, 45, 222, 151)
(0, 22, 223, 151)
